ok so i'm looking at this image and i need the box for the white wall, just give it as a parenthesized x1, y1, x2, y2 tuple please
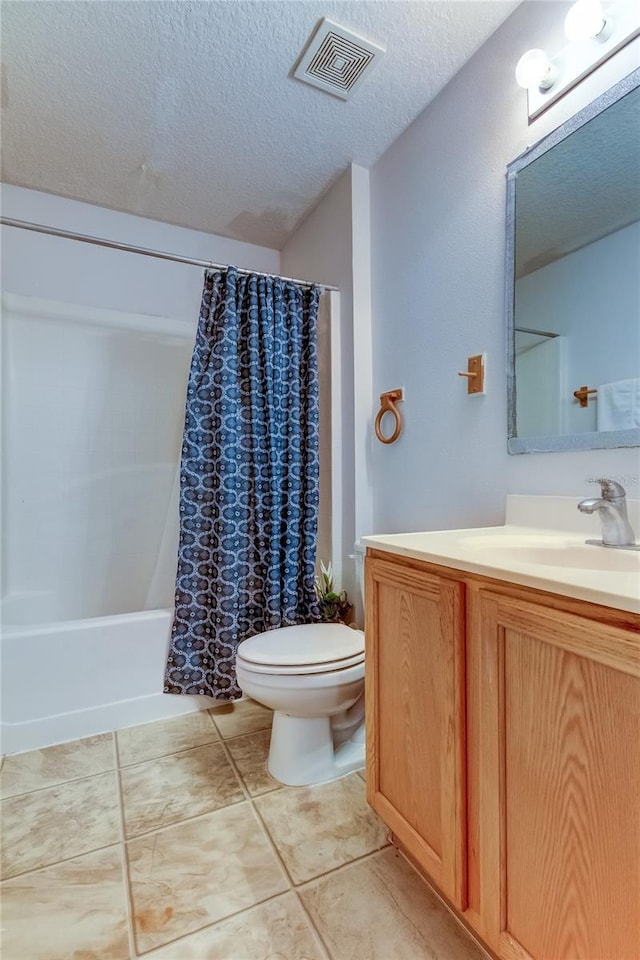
(1, 185, 279, 318)
(281, 165, 373, 616)
(516, 221, 640, 434)
(369, 2, 640, 535)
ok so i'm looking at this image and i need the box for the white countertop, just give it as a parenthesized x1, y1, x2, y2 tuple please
(361, 496, 640, 615)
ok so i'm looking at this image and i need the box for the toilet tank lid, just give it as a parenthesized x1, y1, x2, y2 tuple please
(237, 622, 364, 667)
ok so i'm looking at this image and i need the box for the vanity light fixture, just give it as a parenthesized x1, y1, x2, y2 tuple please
(518, 0, 640, 121)
(515, 49, 558, 90)
(564, 0, 613, 43)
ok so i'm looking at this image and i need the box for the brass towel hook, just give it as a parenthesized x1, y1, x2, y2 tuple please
(374, 389, 404, 444)
(457, 354, 485, 395)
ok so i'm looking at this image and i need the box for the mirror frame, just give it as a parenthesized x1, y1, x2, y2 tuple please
(506, 66, 640, 455)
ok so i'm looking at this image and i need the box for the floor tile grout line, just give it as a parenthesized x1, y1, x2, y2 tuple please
(208, 699, 274, 742)
(205, 706, 221, 734)
(122, 794, 250, 844)
(245, 794, 297, 890)
(112, 732, 138, 960)
(294, 843, 392, 893)
(118, 735, 249, 840)
(213, 725, 274, 742)
(116, 724, 274, 769)
(0, 705, 266, 781)
(250, 773, 391, 890)
(2, 749, 357, 883)
(292, 837, 391, 890)
(207, 695, 263, 726)
(209, 723, 273, 744)
(121, 716, 289, 957)
(0, 743, 118, 801)
(208, 705, 226, 739)
(292, 888, 334, 960)
(122, 739, 360, 959)
(117, 736, 224, 770)
(1, 770, 114, 803)
(3, 731, 269, 811)
(247, 779, 388, 960)
(214, 740, 388, 896)
(214, 729, 299, 892)
(136, 889, 305, 958)
(1, 838, 124, 883)
(212, 730, 327, 895)
(222, 730, 284, 797)
(2, 712, 430, 960)
(0, 714, 272, 797)
(215, 732, 255, 803)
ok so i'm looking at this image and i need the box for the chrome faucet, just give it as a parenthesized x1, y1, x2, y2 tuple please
(577, 479, 638, 548)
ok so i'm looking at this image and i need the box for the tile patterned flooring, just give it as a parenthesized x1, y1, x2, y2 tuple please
(0, 701, 487, 959)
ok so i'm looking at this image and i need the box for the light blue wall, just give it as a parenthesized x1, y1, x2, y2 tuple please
(281, 170, 359, 603)
(369, 1, 640, 535)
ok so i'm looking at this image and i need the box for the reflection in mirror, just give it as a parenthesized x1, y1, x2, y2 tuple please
(506, 69, 640, 454)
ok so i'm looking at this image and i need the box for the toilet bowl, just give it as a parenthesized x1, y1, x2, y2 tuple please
(236, 621, 365, 786)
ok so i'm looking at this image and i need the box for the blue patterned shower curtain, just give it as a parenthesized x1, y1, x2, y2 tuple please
(164, 266, 321, 700)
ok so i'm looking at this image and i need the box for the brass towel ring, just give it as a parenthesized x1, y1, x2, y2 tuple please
(374, 389, 404, 445)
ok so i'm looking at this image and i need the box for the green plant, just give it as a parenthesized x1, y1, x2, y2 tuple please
(314, 560, 353, 624)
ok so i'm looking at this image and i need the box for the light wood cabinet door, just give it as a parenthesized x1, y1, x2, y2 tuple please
(365, 556, 467, 908)
(476, 589, 640, 960)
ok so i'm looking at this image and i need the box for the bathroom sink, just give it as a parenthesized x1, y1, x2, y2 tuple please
(362, 494, 640, 614)
(365, 528, 640, 573)
(459, 532, 567, 551)
(465, 540, 640, 572)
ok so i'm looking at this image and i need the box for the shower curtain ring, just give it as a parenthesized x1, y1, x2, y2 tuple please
(374, 389, 404, 444)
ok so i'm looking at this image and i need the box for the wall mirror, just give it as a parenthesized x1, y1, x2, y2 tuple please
(506, 68, 640, 454)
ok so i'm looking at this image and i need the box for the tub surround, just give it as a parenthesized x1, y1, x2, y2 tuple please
(0, 190, 281, 760)
(363, 495, 640, 613)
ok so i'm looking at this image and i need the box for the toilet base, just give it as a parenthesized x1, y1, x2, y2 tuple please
(267, 711, 365, 787)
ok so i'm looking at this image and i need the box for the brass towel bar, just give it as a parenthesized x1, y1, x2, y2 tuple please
(573, 385, 598, 408)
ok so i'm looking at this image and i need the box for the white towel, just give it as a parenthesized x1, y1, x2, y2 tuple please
(597, 378, 640, 431)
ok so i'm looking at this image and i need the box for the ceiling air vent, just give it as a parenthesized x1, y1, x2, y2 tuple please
(293, 18, 385, 101)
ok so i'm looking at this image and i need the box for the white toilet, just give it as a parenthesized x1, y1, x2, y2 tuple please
(235, 548, 365, 787)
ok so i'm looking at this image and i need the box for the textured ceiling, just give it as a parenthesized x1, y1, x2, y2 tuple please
(515, 85, 640, 277)
(1, 0, 518, 248)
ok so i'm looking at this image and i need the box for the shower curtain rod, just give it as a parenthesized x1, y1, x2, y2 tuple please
(0, 217, 339, 292)
(514, 325, 558, 339)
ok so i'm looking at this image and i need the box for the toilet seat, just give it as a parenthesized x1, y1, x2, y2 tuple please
(236, 650, 365, 676)
(236, 622, 364, 676)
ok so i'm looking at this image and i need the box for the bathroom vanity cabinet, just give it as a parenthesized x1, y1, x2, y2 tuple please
(364, 556, 467, 908)
(365, 550, 640, 960)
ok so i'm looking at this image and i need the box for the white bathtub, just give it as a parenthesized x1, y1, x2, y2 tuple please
(0, 609, 211, 755)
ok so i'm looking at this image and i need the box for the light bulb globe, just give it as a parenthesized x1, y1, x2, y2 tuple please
(564, 0, 608, 41)
(515, 49, 556, 90)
